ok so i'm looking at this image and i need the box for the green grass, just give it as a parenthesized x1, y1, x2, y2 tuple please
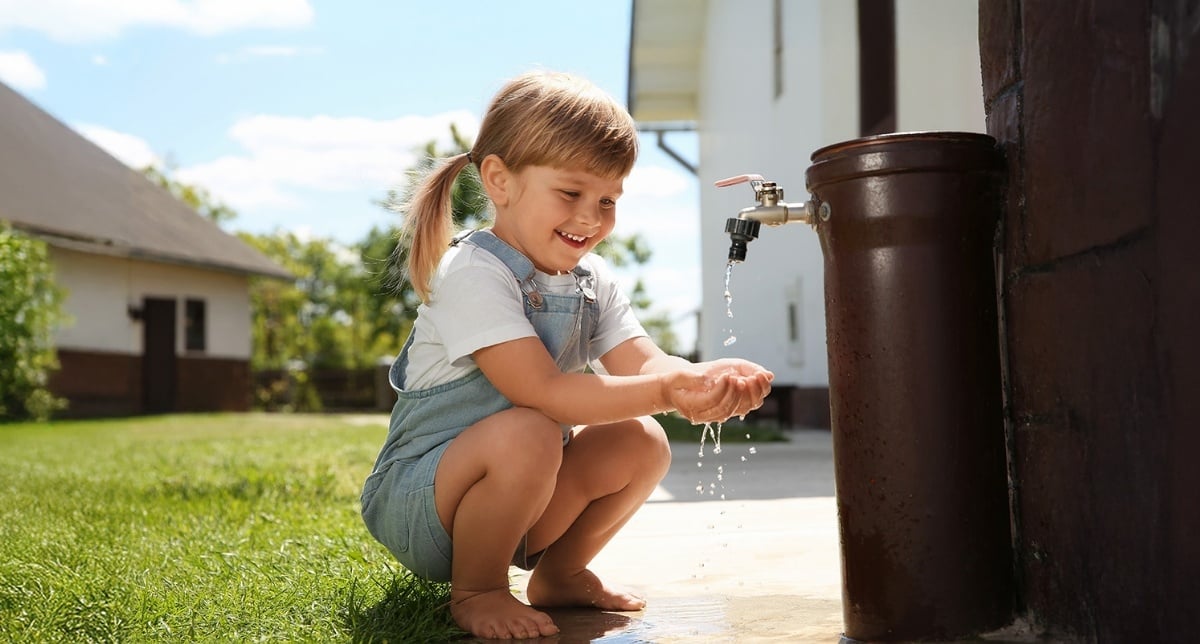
(0, 411, 784, 642)
(0, 413, 462, 643)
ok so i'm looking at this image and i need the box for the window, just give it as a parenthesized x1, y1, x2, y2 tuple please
(185, 299, 206, 352)
(786, 277, 804, 366)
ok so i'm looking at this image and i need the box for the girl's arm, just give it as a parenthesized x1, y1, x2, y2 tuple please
(599, 336, 775, 421)
(599, 336, 694, 376)
(473, 337, 734, 427)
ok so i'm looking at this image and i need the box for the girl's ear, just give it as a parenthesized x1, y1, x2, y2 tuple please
(478, 154, 511, 207)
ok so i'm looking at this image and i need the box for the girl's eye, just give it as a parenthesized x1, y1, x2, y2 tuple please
(600, 198, 616, 209)
(560, 191, 580, 200)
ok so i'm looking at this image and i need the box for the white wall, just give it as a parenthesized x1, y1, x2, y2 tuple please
(896, 0, 985, 133)
(693, 0, 983, 388)
(696, 0, 856, 387)
(50, 247, 252, 359)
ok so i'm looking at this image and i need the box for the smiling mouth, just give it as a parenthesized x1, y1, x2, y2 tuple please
(556, 230, 589, 247)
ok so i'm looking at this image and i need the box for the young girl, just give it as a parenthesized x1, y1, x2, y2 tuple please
(361, 70, 774, 640)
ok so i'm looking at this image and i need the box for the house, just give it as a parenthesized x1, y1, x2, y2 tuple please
(627, 0, 984, 427)
(0, 81, 292, 416)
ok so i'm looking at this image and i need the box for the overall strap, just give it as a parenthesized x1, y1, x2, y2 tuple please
(453, 229, 595, 305)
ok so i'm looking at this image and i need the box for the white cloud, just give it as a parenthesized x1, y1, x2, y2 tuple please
(177, 156, 302, 209)
(75, 123, 163, 169)
(0, 50, 46, 91)
(91, 54, 109, 66)
(0, 0, 313, 43)
(176, 110, 480, 211)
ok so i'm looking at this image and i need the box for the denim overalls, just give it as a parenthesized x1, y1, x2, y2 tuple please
(360, 229, 600, 582)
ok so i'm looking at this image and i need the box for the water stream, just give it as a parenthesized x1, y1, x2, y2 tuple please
(722, 261, 737, 346)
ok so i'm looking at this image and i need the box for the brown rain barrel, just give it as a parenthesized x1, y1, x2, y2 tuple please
(805, 132, 1014, 642)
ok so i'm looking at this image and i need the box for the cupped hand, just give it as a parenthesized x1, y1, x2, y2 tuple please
(668, 359, 773, 424)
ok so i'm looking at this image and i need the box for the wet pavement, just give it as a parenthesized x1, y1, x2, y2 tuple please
(509, 429, 846, 643)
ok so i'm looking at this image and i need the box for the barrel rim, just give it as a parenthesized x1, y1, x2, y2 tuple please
(809, 130, 998, 162)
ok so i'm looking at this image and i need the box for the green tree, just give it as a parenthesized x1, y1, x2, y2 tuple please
(0, 224, 66, 421)
(241, 230, 391, 411)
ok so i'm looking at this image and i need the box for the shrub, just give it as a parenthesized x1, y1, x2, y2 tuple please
(0, 224, 66, 421)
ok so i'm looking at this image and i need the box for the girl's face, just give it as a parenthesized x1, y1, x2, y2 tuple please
(489, 163, 624, 274)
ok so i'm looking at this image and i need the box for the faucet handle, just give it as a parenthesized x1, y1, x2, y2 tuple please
(715, 173, 766, 195)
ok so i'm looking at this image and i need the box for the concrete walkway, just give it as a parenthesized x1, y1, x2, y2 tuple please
(510, 429, 846, 643)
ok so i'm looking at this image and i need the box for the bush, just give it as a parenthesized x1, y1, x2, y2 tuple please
(0, 224, 66, 421)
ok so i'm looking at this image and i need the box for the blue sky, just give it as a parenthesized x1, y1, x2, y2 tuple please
(0, 0, 701, 349)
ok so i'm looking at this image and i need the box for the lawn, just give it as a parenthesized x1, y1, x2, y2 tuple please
(0, 412, 783, 642)
(0, 413, 458, 642)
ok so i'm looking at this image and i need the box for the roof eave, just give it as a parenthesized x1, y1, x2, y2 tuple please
(627, 0, 706, 127)
(14, 222, 295, 281)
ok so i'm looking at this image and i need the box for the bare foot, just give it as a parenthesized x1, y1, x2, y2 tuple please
(450, 588, 559, 640)
(525, 568, 646, 611)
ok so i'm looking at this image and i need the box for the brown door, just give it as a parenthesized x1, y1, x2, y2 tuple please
(142, 298, 176, 413)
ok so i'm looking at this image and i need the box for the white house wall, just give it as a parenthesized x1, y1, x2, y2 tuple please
(51, 247, 252, 359)
(896, 0, 985, 133)
(697, 0, 856, 388)
(694, 0, 983, 389)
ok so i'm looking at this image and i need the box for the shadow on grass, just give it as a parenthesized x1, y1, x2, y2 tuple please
(342, 568, 465, 643)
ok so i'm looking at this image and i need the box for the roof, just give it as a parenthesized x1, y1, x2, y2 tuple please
(627, 0, 706, 126)
(0, 81, 292, 280)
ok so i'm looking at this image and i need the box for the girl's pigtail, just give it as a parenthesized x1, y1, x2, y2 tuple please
(400, 153, 473, 302)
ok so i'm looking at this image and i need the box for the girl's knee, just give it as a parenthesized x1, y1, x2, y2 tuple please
(631, 416, 672, 475)
(487, 408, 564, 470)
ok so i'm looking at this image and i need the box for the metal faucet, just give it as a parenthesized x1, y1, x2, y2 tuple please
(716, 174, 820, 262)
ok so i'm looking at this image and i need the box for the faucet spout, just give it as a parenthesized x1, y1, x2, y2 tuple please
(725, 217, 761, 262)
(716, 173, 820, 263)
(735, 201, 815, 226)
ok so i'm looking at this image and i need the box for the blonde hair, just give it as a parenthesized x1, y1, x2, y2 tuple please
(401, 70, 639, 302)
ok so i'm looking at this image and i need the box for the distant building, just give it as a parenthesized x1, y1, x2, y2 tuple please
(628, 0, 984, 427)
(0, 81, 292, 416)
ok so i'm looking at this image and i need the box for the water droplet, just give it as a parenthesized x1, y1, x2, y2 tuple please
(723, 335, 737, 346)
(748, 447, 757, 454)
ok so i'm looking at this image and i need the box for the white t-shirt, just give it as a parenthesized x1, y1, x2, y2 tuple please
(403, 240, 648, 390)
